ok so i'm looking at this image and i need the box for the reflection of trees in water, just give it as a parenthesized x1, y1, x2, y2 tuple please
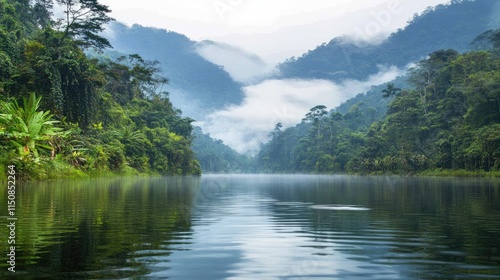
(0, 177, 200, 278)
(262, 176, 500, 273)
(1, 176, 499, 278)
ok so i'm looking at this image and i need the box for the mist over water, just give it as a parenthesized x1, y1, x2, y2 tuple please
(3, 175, 499, 279)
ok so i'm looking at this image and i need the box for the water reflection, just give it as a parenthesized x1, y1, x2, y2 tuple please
(0, 175, 499, 279)
(0, 177, 200, 278)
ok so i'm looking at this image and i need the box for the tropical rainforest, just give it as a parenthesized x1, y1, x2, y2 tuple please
(0, 0, 201, 180)
(1, 0, 500, 180)
(257, 33, 500, 175)
(254, 0, 500, 176)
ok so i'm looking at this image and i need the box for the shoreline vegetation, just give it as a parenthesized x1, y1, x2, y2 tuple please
(3, 168, 500, 183)
(417, 169, 500, 178)
(1, 1, 500, 181)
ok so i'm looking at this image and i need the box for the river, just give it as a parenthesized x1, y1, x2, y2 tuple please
(1, 175, 500, 279)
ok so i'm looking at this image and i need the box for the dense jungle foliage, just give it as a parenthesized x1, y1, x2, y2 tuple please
(0, 0, 200, 180)
(257, 30, 500, 176)
(2, 0, 499, 179)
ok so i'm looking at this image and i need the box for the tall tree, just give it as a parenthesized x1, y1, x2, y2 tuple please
(54, 0, 114, 49)
(381, 82, 401, 98)
(303, 105, 328, 139)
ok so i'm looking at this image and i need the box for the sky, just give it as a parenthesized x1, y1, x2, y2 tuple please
(100, 0, 450, 64)
(98, 0, 452, 154)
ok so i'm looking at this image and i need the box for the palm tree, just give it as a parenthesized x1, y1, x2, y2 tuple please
(0, 93, 64, 158)
(114, 125, 148, 155)
(381, 83, 402, 98)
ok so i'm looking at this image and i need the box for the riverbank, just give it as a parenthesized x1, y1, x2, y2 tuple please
(417, 169, 500, 178)
(3, 161, 500, 182)
(367, 169, 500, 178)
(0, 158, 159, 182)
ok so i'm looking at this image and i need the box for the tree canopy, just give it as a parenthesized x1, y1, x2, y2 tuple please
(55, 0, 114, 49)
(0, 0, 200, 180)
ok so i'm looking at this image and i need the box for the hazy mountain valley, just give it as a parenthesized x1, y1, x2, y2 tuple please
(99, 0, 500, 174)
(2, 1, 500, 278)
(1, 0, 500, 176)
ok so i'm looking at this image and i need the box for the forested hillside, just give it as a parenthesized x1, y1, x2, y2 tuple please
(2, 0, 499, 179)
(104, 22, 244, 120)
(277, 0, 499, 82)
(0, 0, 200, 180)
(192, 127, 254, 173)
(258, 31, 500, 175)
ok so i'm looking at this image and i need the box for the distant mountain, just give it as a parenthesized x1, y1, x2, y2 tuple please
(101, 0, 500, 161)
(104, 22, 244, 120)
(277, 0, 500, 82)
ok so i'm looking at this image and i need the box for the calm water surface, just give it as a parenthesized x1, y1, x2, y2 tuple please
(1, 175, 500, 279)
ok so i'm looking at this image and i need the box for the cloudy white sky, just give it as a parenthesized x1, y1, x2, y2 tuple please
(99, 0, 452, 153)
(101, 0, 450, 64)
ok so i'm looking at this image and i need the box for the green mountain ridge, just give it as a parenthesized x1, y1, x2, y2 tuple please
(105, 22, 245, 120)
(255, 0, 500, 175)
(277, 0, 500, 82)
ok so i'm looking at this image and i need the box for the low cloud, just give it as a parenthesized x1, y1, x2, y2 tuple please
(195, 40, 273, 83)
(198, 66, 404, 155)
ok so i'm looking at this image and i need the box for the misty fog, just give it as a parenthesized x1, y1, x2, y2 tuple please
(198, 65, 404, 154)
